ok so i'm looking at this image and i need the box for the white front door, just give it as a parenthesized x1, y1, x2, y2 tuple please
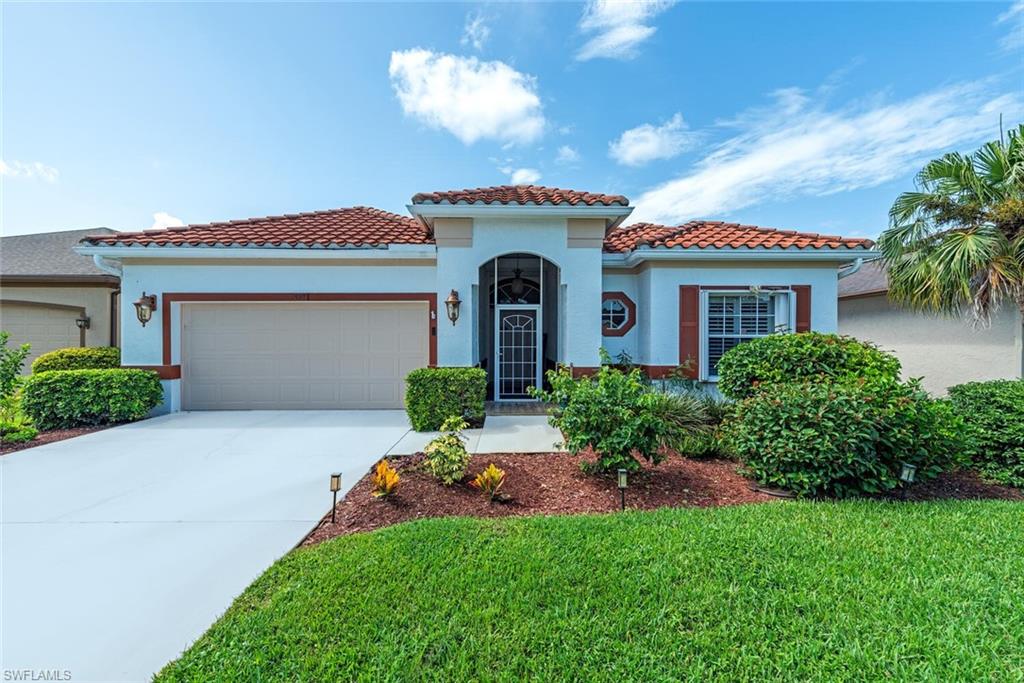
(495, 305, 541, 400)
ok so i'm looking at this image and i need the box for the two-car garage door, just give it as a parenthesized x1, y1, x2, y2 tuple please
(181, 302, 429, 410)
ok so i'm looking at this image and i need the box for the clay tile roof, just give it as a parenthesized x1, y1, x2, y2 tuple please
(411, 185, 629, 207)
(80, 207, 432, 249)
(603, 221, 874, 253)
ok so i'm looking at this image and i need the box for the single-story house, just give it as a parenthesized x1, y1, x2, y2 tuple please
(838, 259, 1024, 394)
(1, 228, 121, 367)
(75, 185, 873, 412)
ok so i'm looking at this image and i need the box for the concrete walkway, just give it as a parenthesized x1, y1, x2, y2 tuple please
(0, 410, 562, 681)
(387, 415, 564, 455)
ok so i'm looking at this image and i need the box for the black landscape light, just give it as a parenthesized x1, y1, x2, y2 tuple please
(330, 472, 342, 523)
(617, 468, 628, 511)
(898, 462, 917, 500)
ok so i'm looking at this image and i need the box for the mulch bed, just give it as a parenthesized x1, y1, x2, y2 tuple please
(303, 452, 772, 546)
(304, 453, 1024, 547)
(0, 424, 114, 456)
(892, 470, 1024, 502)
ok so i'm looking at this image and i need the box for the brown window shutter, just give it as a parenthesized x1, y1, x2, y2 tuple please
(792, 285, 811, 332)
(679, 285, 700, 378)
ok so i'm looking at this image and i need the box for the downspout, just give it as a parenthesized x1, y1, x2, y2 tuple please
(92, 254, 122, 277)
(838, 257, 864, 280)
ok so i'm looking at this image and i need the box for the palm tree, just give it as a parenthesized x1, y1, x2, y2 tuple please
(878, 123, 1024, 322)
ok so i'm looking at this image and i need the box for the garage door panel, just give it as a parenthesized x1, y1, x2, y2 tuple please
(0, 303, 81, 368)
(182, 302, 428, 410)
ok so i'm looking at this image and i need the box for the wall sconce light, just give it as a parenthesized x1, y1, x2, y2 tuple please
(617, 468, 628, 511)
(75, 315, 91, 330)
(330, 472, 342, 523)
(444, 289, 461, 326)
(898, 461, 917, 500)
(133, 292, 157, 327)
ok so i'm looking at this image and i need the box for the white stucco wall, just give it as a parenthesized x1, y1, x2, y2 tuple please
(623, 261, 842, 367)
(118, 260, 438, 411)
(839, 294, 1024, 394)
(435, 216, 603, 368)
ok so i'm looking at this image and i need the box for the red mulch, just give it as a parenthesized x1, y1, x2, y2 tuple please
(304, 453, 1024, 547)
(303, 452, 773, 546)
(892, 470, 1024, 502)
(0, 425, 114, 456)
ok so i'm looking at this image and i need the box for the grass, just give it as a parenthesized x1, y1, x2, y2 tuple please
(158, 501, 1024, 682)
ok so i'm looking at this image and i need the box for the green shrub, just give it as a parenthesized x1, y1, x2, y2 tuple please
(716, 333, 902, 400)
(948, 379, 1024, 487)
(32, 346, 120, 374)
(423, 416, 472, 485)
(533, 362, 707, 473)
(405, 367, 486, 431)
(1, 425, 38, 444)
(723, 378, 963, 497)
(0, 331, 31, 398)
(680, 392, 733, 458)
(22, 368, 163, 430)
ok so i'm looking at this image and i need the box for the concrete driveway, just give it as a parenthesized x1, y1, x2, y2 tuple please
(1, 411, 413, 682)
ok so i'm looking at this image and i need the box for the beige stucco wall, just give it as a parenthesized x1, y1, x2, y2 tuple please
(0, 284, 118, 348)
(838, 294, 1023, 394)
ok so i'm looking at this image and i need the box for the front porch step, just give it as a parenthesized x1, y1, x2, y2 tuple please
(485, 401, 551, 416)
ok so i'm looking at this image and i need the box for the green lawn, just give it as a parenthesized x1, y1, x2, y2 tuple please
(158, 502, 1024, 682)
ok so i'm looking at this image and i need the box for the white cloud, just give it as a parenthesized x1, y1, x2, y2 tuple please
(556, 145, 581, 164)
(576, 0, 676, 61)
(0, 159, 59, 183)
(609, 113, 696, 166)
(503, 167, 541, 185)
(389, 49, 545, 145)
(151, 212, 184, 230)
(461, 12, 490, 51)
(998, 1, 1023, 51)
(630, 82, 1023, 225)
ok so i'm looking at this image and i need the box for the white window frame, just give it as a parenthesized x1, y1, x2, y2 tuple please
(699, 289, 796, 382)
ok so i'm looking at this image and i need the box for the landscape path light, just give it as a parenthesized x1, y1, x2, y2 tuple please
(330, 472, 342, 523)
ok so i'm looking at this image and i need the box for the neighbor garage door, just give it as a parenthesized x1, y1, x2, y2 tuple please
(0, 302, 81, 368)
(181, 302, 429, 410)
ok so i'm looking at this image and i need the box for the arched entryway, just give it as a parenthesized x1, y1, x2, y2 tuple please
(477, 254, 560, 401)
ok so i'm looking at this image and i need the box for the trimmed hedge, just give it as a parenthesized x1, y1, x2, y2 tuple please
(405, 367, 487, 431)
(723, 378, 963, 498)
(949, 379, 1024, 487)
(716, 333, 902, 400)
(22, 368, 163, 430)
(32, 346, 120, 374)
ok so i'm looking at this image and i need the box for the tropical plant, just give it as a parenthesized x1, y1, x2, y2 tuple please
(470, 463, 507, 501)
(532, 355, 707, 473)
(423, 416, 472, 485)
(370, 460, 400, 498)
(879, 123, 1024, 322)
(0, 332, 31, 399)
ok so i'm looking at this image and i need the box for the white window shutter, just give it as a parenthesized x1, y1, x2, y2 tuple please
(773, 291, 792, 333)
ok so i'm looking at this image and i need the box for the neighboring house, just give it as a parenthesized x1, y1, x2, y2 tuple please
(75, 185, 872, 412)
(838, 259, 1024, 394)
(1, 228, 121, 367)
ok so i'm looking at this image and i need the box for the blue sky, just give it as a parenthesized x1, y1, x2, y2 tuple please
(2, 1, 1022, 238)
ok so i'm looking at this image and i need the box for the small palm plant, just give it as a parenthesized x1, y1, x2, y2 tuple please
(879, 123, 1024, 322)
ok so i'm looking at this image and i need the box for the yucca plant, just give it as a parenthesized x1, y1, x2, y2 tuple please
(370, 460, 400, 498)
(879, 122, 1024, 322)
(470, 463, 506, 501)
